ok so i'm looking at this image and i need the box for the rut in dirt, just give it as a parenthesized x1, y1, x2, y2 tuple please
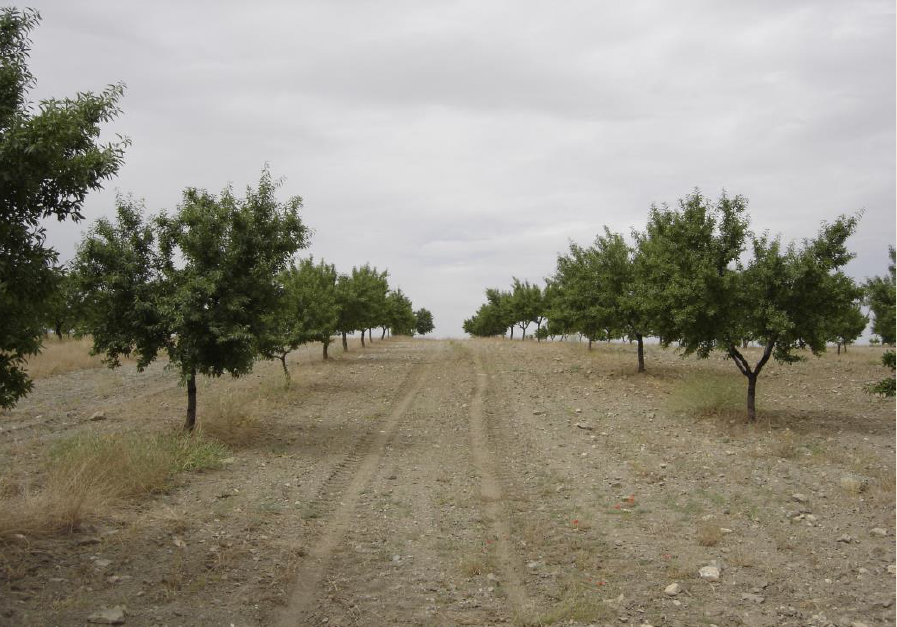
(275, 358, 431, 626)
(465, 347, 532, 618)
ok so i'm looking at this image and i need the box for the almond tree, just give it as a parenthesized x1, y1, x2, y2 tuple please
(640, 189, 860, 421)
(0, 9, 127, 408)
(509, 278, 543, 340)
(414, 308, 434, 335)
(75, 170, 307, 430)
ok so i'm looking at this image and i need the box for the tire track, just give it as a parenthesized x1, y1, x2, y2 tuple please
(466, 347, 531, 619)
(275, 357, 431, 626)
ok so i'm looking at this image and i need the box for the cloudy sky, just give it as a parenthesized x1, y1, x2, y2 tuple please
(28, 1, 896, 337)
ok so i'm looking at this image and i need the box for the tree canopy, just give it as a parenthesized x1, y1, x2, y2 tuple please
(0, 8, 127, 408)
(75, 170, 308, 429)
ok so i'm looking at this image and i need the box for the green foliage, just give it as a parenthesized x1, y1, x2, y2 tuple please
(352, 264, 389, 333)
(42, 265, 88, 338)
(259, 256, 339, 366)
(75, 169, 308, 426)
(638, 189, 860, 420)
(414, 307, 435, 335)
(865, 246, 895, 345)
(0, 8, 127, 408)
(865, 350, 895, 397)
(825, 299, 867, 351)
(463, 288, 513, 337)
(386, 288, 416, 335)
(509, 277, 544, 338)
(550, 243, 609, 343)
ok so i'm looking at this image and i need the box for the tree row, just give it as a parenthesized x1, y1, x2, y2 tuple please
(465, 190, 895, 420)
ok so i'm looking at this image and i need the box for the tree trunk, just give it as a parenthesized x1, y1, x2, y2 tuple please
(837, 342, 841, 355)
(323, 341, 329, 360)
(588, 339, 593, 351)
(54, 321, 63, 339)
(636, 333, 645, 373)
(360, 332, 366, 348)
(742, 338, 749, 348)
(368, 328, 373, 342)
(342, 332, 348, 351)
(510, 327, 514, 340)
(746, 373, 758, 422)
(844, 343, 848, 353)
(381, 327, 386, 340)
(280, 353, 290, 384)
(185, 370, 197, 432)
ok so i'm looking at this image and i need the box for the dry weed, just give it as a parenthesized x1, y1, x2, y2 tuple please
(696, 521, 723, 547)
(25, 336, 107, 379)
(0, 432, 226, 540)
(667, 372, 745, 420)
(200, 391, 263, 447)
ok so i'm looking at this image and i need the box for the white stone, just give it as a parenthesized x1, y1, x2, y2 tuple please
(664, 583, 681, 596)
(699, 566, 720, 582)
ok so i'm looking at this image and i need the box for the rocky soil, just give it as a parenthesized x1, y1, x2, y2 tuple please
(1, 338, 894, 626)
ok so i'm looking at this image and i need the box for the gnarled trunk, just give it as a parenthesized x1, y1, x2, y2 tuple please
(185, 369, 197, 432)
(342, 332, 348, 351)
(360, 332, 366, 348)
(588, 339, 593, 351)
(323, 341, 329, 360)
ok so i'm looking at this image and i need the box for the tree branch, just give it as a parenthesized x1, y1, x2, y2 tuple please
(728, 346, 751, 376)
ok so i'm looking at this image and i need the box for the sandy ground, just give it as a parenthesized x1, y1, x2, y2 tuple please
(1, 338, 894, 626)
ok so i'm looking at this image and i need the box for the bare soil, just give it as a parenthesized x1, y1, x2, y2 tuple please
(1, 338, 894, 626)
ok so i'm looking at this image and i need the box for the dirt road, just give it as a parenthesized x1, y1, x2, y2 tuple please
(2, 339, 894, 626)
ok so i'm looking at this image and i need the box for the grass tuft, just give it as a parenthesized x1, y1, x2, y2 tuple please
(200, 391, 263, 447)
(0, 432, 227, 540)
(667, 372, 746, 420)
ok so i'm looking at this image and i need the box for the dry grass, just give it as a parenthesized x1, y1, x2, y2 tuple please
(667, 371, 747, 420)
(529, 577, 609, 625)
(696, 521, 723, 547)
(0, 432, 227, 540)
(24, 336, 107, 379)
(200, 390, 264, 447)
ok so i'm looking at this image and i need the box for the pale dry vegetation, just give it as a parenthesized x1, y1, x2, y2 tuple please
(24, 336, 107, 379)
(0, 431, 226, 541)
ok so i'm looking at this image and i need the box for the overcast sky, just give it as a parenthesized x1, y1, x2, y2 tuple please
(28, 0, 896, 337)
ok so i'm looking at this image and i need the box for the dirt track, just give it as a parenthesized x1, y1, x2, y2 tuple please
(1, 338, 895, 626)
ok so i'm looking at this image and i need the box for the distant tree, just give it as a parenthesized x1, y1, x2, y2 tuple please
(290, 258, 339, 360)
(825, 296, 867, 355)
(351, 264, 389, 346)
(865, 246, 895, 345)
(534, 326, 549, 342)
(586, 227, 653, 372)
(551, 243, 608, 350)
(386, 289, 416, 336)
(463, 290, 510, 338)
(335, 273, 361, 351)
(509, 278, 543, 340)
(0, 8, 127, 409)
(414, 307, 435, 335)
(864, 248, 896, 397)
(640, 189, 860, 422)
(43, 265, 87, 339)
(258, 257, 338, 377)
(75, 170, 307, 430)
